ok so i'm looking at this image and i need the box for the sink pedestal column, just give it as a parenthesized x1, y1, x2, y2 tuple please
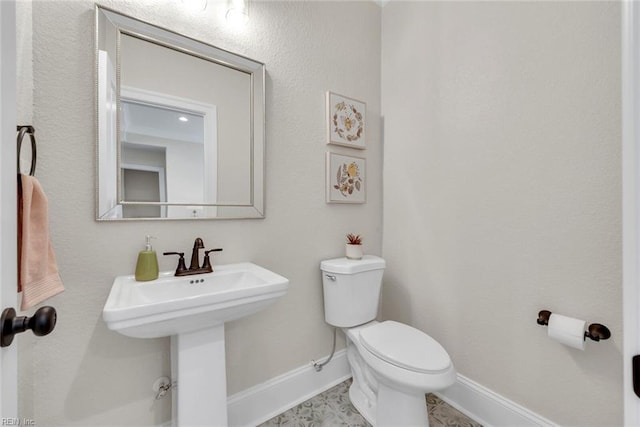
(171, 324, 227, 427)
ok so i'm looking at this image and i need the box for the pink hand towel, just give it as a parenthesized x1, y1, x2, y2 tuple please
(18, 175, 64, 310)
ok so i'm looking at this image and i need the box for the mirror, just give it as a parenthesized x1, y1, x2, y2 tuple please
(95, 6, 265, 220)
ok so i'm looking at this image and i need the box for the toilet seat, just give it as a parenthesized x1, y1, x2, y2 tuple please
(359, 321, 451, 374)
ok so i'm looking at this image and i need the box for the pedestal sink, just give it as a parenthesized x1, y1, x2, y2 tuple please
(102, 262, 289, 426)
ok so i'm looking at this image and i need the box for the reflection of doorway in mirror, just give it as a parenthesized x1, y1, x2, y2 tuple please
(121, 166, 164, 218)
(120, 87, 217, 218)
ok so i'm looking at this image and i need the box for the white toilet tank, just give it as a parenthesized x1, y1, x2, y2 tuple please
(320, 255, 386, 327)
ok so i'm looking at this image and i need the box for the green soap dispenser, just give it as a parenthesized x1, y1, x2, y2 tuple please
(135, 235, 159, 281)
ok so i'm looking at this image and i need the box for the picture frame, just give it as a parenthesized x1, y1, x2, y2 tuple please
(326, 152, 366, 204)
(326, 91, 366, 149)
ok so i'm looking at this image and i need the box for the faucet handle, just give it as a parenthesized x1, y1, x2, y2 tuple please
(163, 252, 187, 276)
(202, 248, 223, 273)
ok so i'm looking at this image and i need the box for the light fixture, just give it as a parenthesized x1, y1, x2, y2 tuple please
(226, 0, 249, 26)
(178, 116, 189, 122)
(181, 0, 207, 12)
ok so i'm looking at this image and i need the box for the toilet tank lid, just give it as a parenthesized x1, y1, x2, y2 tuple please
(320, 255, 385, 274)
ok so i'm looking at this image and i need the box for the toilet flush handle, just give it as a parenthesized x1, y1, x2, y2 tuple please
(325, 274, 336, 281)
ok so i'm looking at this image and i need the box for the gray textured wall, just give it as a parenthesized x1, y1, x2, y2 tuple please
(381, 2, 622, 425)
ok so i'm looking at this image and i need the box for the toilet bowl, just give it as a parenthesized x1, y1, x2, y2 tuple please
(320, 256, 456, 427)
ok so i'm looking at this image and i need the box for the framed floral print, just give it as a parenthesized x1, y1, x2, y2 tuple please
(326, 152, 366, 204)
(326, 92, 366, 149)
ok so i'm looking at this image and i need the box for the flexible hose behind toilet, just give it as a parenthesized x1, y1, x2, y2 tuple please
(312, 327, 337, 372)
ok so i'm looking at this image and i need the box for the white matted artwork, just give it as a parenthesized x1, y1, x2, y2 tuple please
(326, 92, 366, 149)
(326, 152, 366, 204)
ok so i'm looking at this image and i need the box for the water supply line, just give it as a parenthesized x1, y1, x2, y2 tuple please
(312, 327, 337, 372)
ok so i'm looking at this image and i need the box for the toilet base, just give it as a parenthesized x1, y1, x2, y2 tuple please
(349, 378, 376, 426)
(377, 383, 429, 427)
(349, 377, 430, 427)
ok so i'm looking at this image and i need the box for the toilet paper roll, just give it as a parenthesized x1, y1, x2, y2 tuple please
(547, 313, 586, 350)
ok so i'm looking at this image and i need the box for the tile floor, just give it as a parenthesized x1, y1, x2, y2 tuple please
(259, 379, 482, 427)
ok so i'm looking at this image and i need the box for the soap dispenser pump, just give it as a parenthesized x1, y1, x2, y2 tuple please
(135, 235, 159, 282)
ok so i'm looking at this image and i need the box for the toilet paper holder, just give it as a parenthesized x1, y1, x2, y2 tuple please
(537, 310, 611, 342)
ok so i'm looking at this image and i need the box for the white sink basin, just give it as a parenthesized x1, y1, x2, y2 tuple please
(103, 262, 289, 338)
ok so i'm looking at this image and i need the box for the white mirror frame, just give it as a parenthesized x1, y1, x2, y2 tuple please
(95, 5, 265, 220)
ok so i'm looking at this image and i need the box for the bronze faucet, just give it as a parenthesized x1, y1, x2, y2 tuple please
(163, 237, 223, 277)
(190, 238, 205, 270)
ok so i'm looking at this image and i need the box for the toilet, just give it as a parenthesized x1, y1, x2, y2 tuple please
(320, 255, 456, 427)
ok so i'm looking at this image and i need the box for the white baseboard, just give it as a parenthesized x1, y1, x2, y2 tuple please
(226, 351, 554, 427)
(227, 349, 351, 427)
(436, 374, 557, 427)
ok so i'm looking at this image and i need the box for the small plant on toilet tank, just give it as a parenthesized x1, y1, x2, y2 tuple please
(346, 234, 363, 260)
